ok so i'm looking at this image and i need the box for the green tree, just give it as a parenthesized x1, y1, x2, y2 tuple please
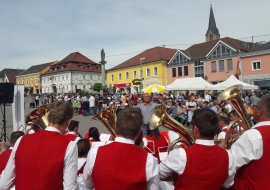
(92, 83, 102, 91)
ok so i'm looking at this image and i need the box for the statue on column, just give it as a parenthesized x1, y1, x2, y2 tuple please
(101, 49, 105, 62)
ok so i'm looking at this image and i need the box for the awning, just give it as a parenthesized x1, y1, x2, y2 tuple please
(113, 83, 131, 87)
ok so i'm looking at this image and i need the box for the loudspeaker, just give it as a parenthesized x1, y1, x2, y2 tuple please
(0, 83, 14, 104)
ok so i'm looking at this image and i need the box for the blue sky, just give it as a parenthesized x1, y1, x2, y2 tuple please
(1, 0, 269, 70)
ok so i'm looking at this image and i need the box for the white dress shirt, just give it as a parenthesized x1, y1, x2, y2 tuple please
(89, 96, 95, 107)
(83, 137, 160, 190)
(67, 131, 81, 143)
(159, 139, 236, 188)
(0, 127, 78, 190)
(218, 126, 228, 140)
(231, 121, 270, 170)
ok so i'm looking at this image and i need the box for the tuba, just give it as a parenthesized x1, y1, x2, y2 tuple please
(25, 104, 51, 133)
(217, 85, 252, 149)
(149, 104, 195, 149)
(92, 103, 117, 140)
(149, 104, 195, 184)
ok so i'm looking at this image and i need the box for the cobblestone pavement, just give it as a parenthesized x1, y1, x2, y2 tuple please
(0, 97, 168, 142)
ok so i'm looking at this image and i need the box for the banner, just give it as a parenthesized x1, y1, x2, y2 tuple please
(12, 85, 25, 132)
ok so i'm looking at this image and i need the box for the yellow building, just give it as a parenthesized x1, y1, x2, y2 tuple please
(16, 61, 58, 94)
(107, 46, 177, 94)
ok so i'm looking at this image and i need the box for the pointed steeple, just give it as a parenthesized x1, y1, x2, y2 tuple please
(205, 4, 220, 42)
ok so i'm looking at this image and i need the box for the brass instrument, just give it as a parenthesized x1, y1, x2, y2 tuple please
(217, 85, 252, 149)
(149, 104, 195, 184)
(92, 103, 117, 140)
(25, 104, 51, 133)
(150, 104, 195, 148)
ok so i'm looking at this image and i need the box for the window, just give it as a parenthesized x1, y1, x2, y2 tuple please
(66, 74, 68, 79)
(252, 61, 261, 70)
(194, 60, 204, 78)
(171, 53, 189, 66)
(227, 59, 233, 71)
(184, 66, 188, 76)
(133, 71, 137, 79)
(97, 67, 101, 70)
(75, 85, 77, 89)
(30, 79, 33, 84)
(172, 68, 176, 77)
(219, 60, 224, 72)
(62, 75, 64, 80)
(36, 78, 38, 84)
(146, 68, 150, 77)
(58, 76, 60, 81)
(83, 75, 85, 79)
(80, 65, 83, 69)
(26, 80, 28, 85)
(211, 61, 216, 72)
(126, 72, 129, 80)
(83, 85, 85, 89)
(207, 43, 236, 59)
(154, 67, 158, 76)
(119, 73, 122, 80)
(55, 68, 57, 71)
(17, 80, 20, 84)
(50, 68, 52, 71)
(140, 70, 143, 78)
(178, 67, 182, 76)
(89, 66, 92, 69)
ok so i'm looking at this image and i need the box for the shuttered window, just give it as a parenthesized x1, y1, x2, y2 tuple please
(172, 68, 176, 77)
(211, 61, 216, 72)
(178, 67, 182, 77)
(227, 59, 233, 71)
(219, 60, 224, 72)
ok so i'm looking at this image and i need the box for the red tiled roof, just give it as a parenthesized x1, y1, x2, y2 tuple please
(186, 37, 251, 59)
(42, 52, 101, 75)
(109, 46, 177, 71)
(6, 74, 16, 83)
(42, 63, 101, 75)
(57, 52, 97, 65)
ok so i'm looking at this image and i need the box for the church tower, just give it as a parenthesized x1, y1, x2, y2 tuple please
(205, 5, 220, 42)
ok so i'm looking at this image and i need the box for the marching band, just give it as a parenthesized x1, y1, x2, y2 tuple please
(0, 86, 270, 190)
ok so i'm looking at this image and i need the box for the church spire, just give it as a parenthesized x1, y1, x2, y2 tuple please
(205, 4, 220, 42)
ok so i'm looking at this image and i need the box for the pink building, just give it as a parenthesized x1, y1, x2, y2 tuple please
(167, 37, 252, 85)
(241, 42, 270, 91)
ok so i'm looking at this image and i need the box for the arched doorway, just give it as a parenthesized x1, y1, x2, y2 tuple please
(36, 89, 39, 94)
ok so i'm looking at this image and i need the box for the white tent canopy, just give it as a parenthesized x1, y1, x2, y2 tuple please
(166, 77, 215, 90)
(207, 75, 258, 90)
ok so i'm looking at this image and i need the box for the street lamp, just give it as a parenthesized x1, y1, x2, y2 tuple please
(139, 57, 146, 93)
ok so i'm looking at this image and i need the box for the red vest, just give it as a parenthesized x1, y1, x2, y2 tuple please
(64, 133, 77, 141)
(222, 127, 237, 134)
(233, 126, 270, 190)
(15, 130, 70, 190)
(92, 142, 148, 190)
(175, 144, 228, 190)
(144, 135, 168, 163)
(0, 149, 12, 174)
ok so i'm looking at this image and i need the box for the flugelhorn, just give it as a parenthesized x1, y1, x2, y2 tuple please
(217, 85, 252, 149)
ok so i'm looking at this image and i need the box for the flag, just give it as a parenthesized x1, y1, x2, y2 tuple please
(235, 56, 242, 81)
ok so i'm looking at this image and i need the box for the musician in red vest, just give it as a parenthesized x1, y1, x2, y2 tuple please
(64, 120, 81, 142)
(0, 131, 24, 174)
(159, 109, 236, 189)
(0, 101, 78, 190)
(217, 115, 236, 148)
(231, 95, 270, 189)
(83, 107, 160, 190)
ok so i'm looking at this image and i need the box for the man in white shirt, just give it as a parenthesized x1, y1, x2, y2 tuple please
(0, 101, 78, 190)
(89, 94, 95, 115)
(83, 107, 159, 189)
(159, 109, 236, 189)
(204, 91, 211, 102)
(225, 100, 232, 113)
(231, 95, 270, 189)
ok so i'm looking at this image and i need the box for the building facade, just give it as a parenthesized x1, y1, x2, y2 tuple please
(16, 61, 57, 94)
(0, 69, 25, 83)
(107, 46, 177, 94)
(241, 42, 270, 91)
(167, 5, 256, 86)
(41, 52, 102, 94)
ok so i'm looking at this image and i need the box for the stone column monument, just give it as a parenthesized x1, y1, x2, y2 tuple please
(99, 49, 107, 96)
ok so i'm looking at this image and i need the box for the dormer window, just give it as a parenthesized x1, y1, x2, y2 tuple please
(55, 68, 57, 71)
(50, 68, 52, 71)
(89, 66, 92, 69)
(80, 65, 84, 69)
(61, 66, 64, 69)
(97, 67, 101, 70)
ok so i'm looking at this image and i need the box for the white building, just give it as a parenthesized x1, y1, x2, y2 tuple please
(41, 52, 102, 94)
